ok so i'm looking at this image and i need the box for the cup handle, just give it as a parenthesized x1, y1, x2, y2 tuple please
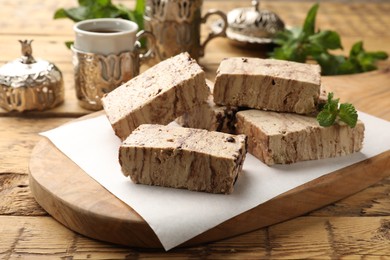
(200, 9, 227, 57)
(135, 30, 156, 64)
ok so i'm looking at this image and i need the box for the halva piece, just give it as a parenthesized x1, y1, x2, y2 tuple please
(176, 80, 238, 133)
(102, 53, 209, 140)
(119, 124, 247, 194)
(236, 110, 364, 165)
(213, 58, 321, 114)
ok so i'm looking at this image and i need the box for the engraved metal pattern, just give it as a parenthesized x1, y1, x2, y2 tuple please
(227, 0, 285, 39)
(0, 40, 64, 112)
(144, 0, 226, 61)
(72, 47, 139, 110)
(144, 16, 200, 60)
(0, 65, 64, 112)
(145, 0, 202, 22)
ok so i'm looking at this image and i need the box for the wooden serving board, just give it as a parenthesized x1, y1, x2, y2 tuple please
(29, 69, 390, 249)
(29, 126, 390, 249)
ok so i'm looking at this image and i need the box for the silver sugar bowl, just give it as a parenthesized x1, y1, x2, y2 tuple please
(0, 40, 64, 112)
(225, 0, 285, 45)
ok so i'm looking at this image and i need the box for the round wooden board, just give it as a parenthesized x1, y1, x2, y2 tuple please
(29, 122, 390, 249)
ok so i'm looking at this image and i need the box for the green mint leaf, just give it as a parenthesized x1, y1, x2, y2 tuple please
(317, 109, 337, 127)
(53, 8, 67, 19)
(290, 27, 304, 38)
(54, 0, 145, 25)
(358, 54, 376, 72)
(78, 0, 98, 6)
(350, 41, 364, 57)
(308, 30, 343, 50)
(303, 3, 319, 36)
(91, 6, 122, 19)
(337, 59, 356, 75)
(344, 42, 389, 74)
(62, 7, 88, 22)
(326, 92, 334, 103)
(317, 92, 338, 126)
(65, 41, 74, 49)
(268, 3, 388, 75)
(326, 92, 339, 111)
(96, 0, 110, 6)
(306, 41, 324, 55)
(369, 51, 389, 60)
(314, 53, 345, 75)
(78, 0, 89, 6)
(272, 30, 292, 45)
(269, 46, 289, 60)
(338, 103, 358, 128)
(317, 92, 358, 128)
(135, 0, 145, 14)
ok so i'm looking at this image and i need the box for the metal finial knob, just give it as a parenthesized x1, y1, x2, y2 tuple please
(18, 40, 36, 64)
(252, 0, 259, 12)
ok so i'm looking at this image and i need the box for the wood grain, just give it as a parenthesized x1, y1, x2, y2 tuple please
(0, 117, 70, 173)
(2, 0, 390, 258)
(322, 68, 390, 121)
(0, 117, 70, 217)
(0, 172, 47, 216)
(311, 176, 390, 217)
(1, 215, 389, 259)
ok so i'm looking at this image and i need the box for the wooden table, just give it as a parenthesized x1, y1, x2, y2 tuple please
(1, 0, 389, 258)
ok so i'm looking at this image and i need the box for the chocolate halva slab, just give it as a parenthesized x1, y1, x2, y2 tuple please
(213, 58, 321, 114)
(236, 110, 364, 165)
(102, 53, 209, 140)
(119, 124, 247, 194)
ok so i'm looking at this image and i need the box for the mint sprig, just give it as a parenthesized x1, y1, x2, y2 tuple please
(270, 4, 388, 75)
(54, 0, 145, 48)
(54, 0, 144, 28)
(317, 93, 358, 128)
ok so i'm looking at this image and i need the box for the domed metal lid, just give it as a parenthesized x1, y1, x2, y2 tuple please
(0, 40, 64, 111)
(0, 40, 63, 88)
(227, 0, 285, 41)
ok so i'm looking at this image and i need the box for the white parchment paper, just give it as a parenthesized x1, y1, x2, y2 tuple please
(40, 112, 390, 250)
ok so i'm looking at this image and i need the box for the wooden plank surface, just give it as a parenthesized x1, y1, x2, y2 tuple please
(1, 216, 389, 259)
(1, 0, 390, 258)
(322, 68, 390, 121)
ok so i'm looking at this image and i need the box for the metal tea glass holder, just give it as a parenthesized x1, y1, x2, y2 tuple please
(72, 46, 141, 111)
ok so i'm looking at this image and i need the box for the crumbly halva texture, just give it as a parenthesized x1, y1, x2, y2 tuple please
(318, 88, 328, 107)
(102, 53, 209, 140)
(119, 124, 247, 194)
(176, 81, 328, 134)
(177, 85, 328, 132)
(213, 57, 321, 114)
(176, 80, 238, 134)
(236, 110, 364, 165)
